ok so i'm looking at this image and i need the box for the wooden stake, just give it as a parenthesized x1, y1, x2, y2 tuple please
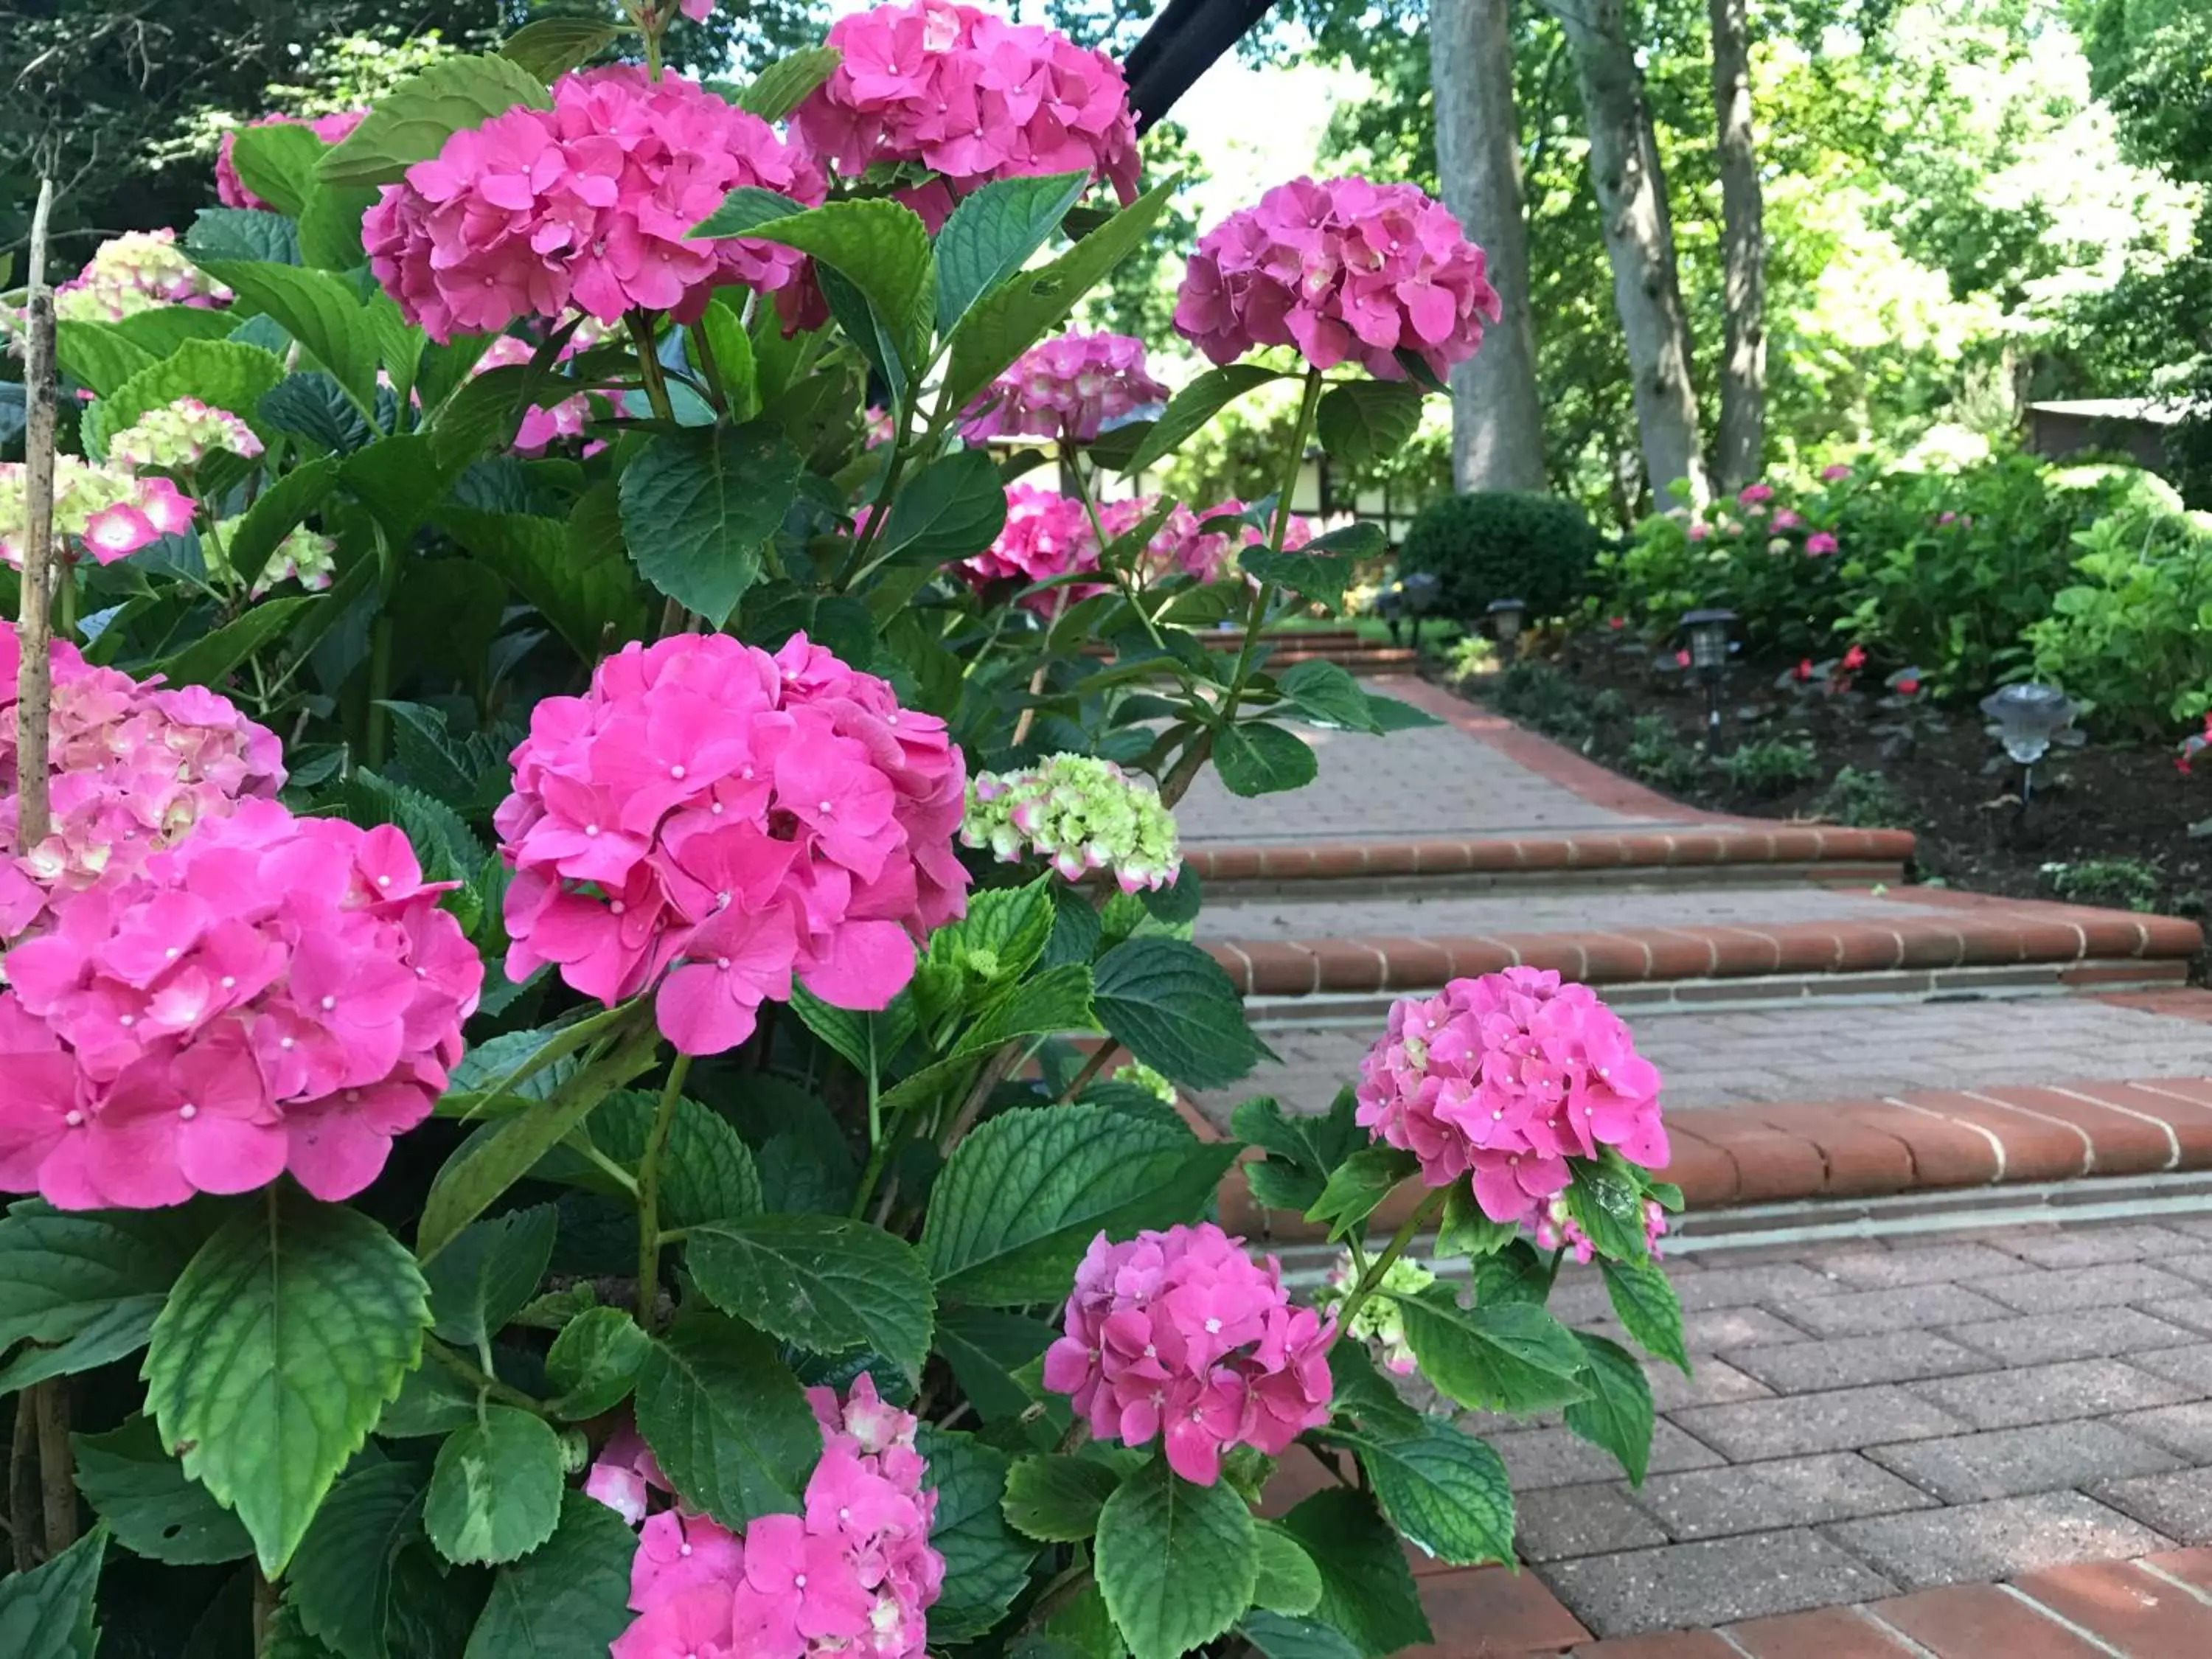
(16, 178, 58, 852)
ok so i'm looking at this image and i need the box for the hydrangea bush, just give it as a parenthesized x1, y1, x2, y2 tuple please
(0, 5, 1686, 1656)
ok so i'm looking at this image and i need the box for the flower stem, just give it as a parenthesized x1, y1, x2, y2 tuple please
(1216, 365, 1326, 732)
(425, 1338, 552, 1417)
(627, 312, 678, 425)
(1060, 438, 1169, 653)
(1335, 1189, 1445, 1331)
(1057, 1041, 1118, 1104)
(636, 1052, 692, 1334)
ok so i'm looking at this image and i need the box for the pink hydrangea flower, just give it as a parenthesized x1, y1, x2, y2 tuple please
(1770, 508, 1804, 532)
(1, 458, 194, 570)
(495, 633, 969, 1057)
(216, 110, 369, 211)
(959, 484, 1108, 612)
(0, 622, 285, 940)
(1805, 532, 1840, 556)
(959, 332, 1167, 445)
(1174, 176, 1501, 381)
(1353, 968, 1667, 1230)
(1686, 522, 1711, 543)
(602, 1377, 944, 1659)
(1170, 498, 1313, 583)
(0, 798, 479, 1208)
(1737, 484, 1773, 507)
(1043, 1222, 1335, 1486)
(793, 1, 1140, 206)
(52, 231, 230, 324)
(364, 67, 825, 342)
(105, 398, 263, 472)
(1820, 463, 1852, 481)
(472, 333, 608, 456)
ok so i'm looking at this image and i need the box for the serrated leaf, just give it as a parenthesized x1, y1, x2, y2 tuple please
(97, 338, 287, 458)
(1563, 1332, 1655, 1485)
(1240, 1613, 1362, 1659)
(1436, 1181, 1518, 1261)
(1003, 1454, 1122, 1542)
(230, 122, 326, 218)
(424, 1205, 558, 1350)
(425, 1406, 565, 1565)
(72, 1416, 252, 1565)
(1238, 551, 1359, 614)
(1214, 721, 1319, 797)
(499, 17, 623, 80)
(556, 1088, 762, 1230)
(618, 422, 801, 625)
(735, 200, 934, 369)
(223, 456, 339, 594)
(186, 207, 302, 265)
(1602, 1256, 1689, 1374)
(872, 447, 1009, 566)
(53, 320, 156, 396)
(288, 1461, 429, 1659)
(1121, 365, 1283, 474)
(688, 1215, 935, 1378)
(150, 596, 317, 693)
(1332, 1417, 1513, 1567)
(1472, 1238, 1554, 1308)
(1093, 936, 1267, 1089)
(1304, 1147, 1419, 1241)
(1314, 380, 1425, 469)
(320, 55, 554, 187)
(441, 496, 650, 662)
(922, 1427, 1039, 1642)
(1231, 1091, 1363, 1217)
(1276, 659, 1382, 733)
(0, 1524, 105, 1659)
(1095, 1458, 1256, 1659)
(689, 187, 809, 238)
(1564, 1157, 1651, 1263)
(932, 1306, 1054, 1424)
(736, 47, 843, 121)
(921, 1105, 1237, 1305)
(197, 260, 381, 415)
(1251, 1524, 1323, 1615)
(935, 170, 1090, 334)
(788, 987, 915, 1083)
(1276, 1488, 1430, 1658)
(143, 1191, 432, 1575)
(1391, 1290, 1590, 1417)
(0, 1201, 209, 1393)
(546, 1307, 652, 1419)
(262, 372, 371, 452)
(633, 1310, 820, 1528)
(465, 1489, 637, 1659)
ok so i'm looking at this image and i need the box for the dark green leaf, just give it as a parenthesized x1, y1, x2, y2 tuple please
(1392, 1290, 1590, 1416)
(1231, 1091, 1363, 1217)
(1214, 721, 1319, 797)
(299, 181, 385, 271)
(224, 456, 338, 593)
(186, 208, 302, 265)
(262, 372, 371, 453)
(1304, 1147, 1419, 1241)
(1324, 1341, 1427, 1441)
(1276, 660, 1382, 733)
(618, 422, 801, 625)
(320, 54, 555, 187)
(441, 495, 650, 662)
(1563, 1158, 1651, 1263)
(688, 1214, 935, 1378)
(1436, 1182, 1519, 1261)
(1602, 1256, 1689, 1374)
(932, 1306, 1054, 1424)
(1251, 1524, 1323, 1615)
(919, 1427, 1037, 1642)
(1314, 380, 1425, 470)
(872, 448, 1009, 566)
(689, 187, 809, 238)
(633, 1310, 820, 1528)
(152, 596, 317, 693)
(0, 1201, 209, 1394)
(72, 1416, 252, 1565)
(1093, 936, 1268, 1089)
(578, 1089, 763, 1231)
(425, 1406, 566, 1564)
(465, 1489, 637, 1659)
(546, 1307, 653, 1420)
(288, 1461, 429, 1659)
(1276, 1489, 1430, 1659)
(1003, 1454, 1122, 1542)
(1363, 690, 1444, 731)
(0, 1525, 105, 1659)
(53, 321, 155, 396)
(1332, 1417, 1514, 1567)
(197, 260, 380, 414)
(735, 47, 844, 121)
(425, 1206, 558, 1350)
(499, 17, 624, 80)
(788, 987, 914, 1083)
(1241, 1612, 1363, 1659)
(1121, 365, 1284, 474)
(1237, 551, 1359, 615)
(230, 122, 325, 218)
(935, 170, 1090, 334)
(1563, 1332, 1655, 1485)
(1094, 1458, 1256, 1659)
(741, 200, 934, 369)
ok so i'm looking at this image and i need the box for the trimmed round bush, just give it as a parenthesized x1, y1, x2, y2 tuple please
(1399, 490, 1600, 620)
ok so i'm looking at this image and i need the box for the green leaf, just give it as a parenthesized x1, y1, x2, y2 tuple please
(224, 456, 339, 594)
(688, 1215, 935, 1379)
(0, 1525, 105, 1659)
(0, 1201, 209, 1394)
(934, 170, 1090, 335)
(1472, 1238, 1553, 1308)
(932, 1306, 1055, 1424)
(298, 181, 384, 271)
(788, 987, 914, 1083)
(1276, 1489, 1430, 1659)
(1304, 1147, 1419, 1241)
(736, 46, 844, 120)
(1276, 660, 1382, 733)
(1003, 1455, 1122, 1543)
(441, 497, 650, 662)
(1564, 1157, 1652, 1263)
(633, 1310, 820, 1528)
(1314, 380, 1425, 469)
(499, 17, 624, 80)
(928, 877, 1056, 987)
(1231, 1092, 1362, 1217)
(1241, 1613, 1362, 1659)
(546, 1307, 652, 1419)
(945, 176, 1177, 410)
(143, 1190, 432, 1575)
(872, 448, 1009, 566)
(186, 207, 301, 265)
(1332, 1417, 1514, 1567)
(319, 54, 554, 187)
(921, 1105, 1238, 1305)
(1251, 1524, 1324, 1616)
(424, 1206, 558, 1350)
(72, 1416, 252, 1565)
(1436, 1182, 1519, 1261)
(1324, 1341, 1427, 1441)
(378, 1357, 479, 1440)
(1603, 1256, 1690, 1374)
(921, 1427, 1040, 1642)
(618, 422, 801, 626)
(1237, 551, 1358, 615)
(465, 1490, 638, 1659)
(558, 1088, 762, 1230)
(53, 321, 156, 396)
(152, 596, 317, 693)
(689, 187, 809, 238)
(742, 200, 935, 369)
(1095, 1458, 1256, 1659)
(693, 296, 759, 420)
(97, 338, 287, 456)
(1564, 1332, 1655, 1485)
(1121, 366, 1284, 475)
(112, 305, 240, 356)
(288, 1461, 430, 1659)
(230, 122, 326, 218)
(1093, 936, 1268, 1090)
(1391, 1290, 1590, 1417)
(197, 260, 381, 415)
(1214, 722, 1319, 797)
(1363, 690, 1444, 731)
(425, 1406, 566, 1565)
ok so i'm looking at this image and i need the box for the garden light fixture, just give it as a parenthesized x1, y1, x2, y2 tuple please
(1403, 571, 1442, 652)
(1980, 682, 2079, 810)
(1680, 608, 1736, 751)
(1486, 597, 1528, 661)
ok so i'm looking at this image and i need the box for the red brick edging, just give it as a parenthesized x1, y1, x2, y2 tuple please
(1186, 825, 1913, 885)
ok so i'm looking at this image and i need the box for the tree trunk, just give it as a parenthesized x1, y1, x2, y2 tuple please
(1708, 0, 1766, 490)
(1430, 0, 1548, 494)
(1554, 0, 1710, 507)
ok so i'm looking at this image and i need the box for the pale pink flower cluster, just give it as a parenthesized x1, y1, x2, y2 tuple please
(215, 110, 369, 211)
(496, 633, 969, 1056)
(793, 0, 1140, 212)
(959, 484, 1106, 611)
(0, 623, 285, 942)
(959, 332, 1166, 445)
(1354, 968, 1669, 1229)
(53, 231, 232, 324)
(1533, 1194, 1669, 1265)
(0, 798, 480, 1208)
(1102, 497, 1311, 587)
(0, 456, 195, 569)
(1043, 1222, 1335, 1486)
(473, 333, 604, 456)
(599, 1377, 945, 1659)
(105, 398, 264, 472)
(207, 518, 336, 597)
(1175, 176, 1502, 381)
(962, 754, 1182, 892)
(364, 67, 824, 342)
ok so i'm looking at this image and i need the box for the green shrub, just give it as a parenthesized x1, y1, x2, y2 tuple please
(1717, 738, 1820, 795)
(1399, 490, 1600, 621)
(1485, 660, 1598, 742)
(2043, 857, 2162, 912)
(1625, 715, 1705, 791)
(1814, 765, 1912, 827)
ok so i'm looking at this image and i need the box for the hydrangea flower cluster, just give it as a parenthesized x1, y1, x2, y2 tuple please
(1532, 1193, 1669, 1265)
(959, 332, 1167, 445)
(473, 333, 605, 456)
(206, 517, 337, 597)
(0, 623, 287, 940)
(496, 633, 969, 1056)
(793, 0, 1140, 209)
(959, 484, 1105, 611)
(1097, 497, 1313, 587)
(1318, 1251, 1434, 1375)
(105, 398, 264, 472)
(1043, 1222, 1335, 1485)
(602, 1377, 944, 1659)
(53, 231, 232, 324)
(215, 110, 369, 211)
(364, 66, 824, 342)
(961, 754, 1181, 893)
(0, 798, 480, 1208)
(1175, 176, 1502, 381)
(1354, 968, 1668, 1228)
(0, 457, 195, 570)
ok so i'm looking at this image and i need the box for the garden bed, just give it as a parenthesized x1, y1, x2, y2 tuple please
(1455, 631, 2212, 919)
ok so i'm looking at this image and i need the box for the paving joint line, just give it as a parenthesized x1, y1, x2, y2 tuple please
(1996, 1582, 2132, 1657)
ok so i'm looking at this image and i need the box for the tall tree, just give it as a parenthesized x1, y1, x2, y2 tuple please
(1430, 0, 1549, 490)
(1708, 0, 1766, 488)
(1551, 0, 1711, 504)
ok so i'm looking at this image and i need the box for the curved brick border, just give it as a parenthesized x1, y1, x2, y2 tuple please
(1186, 825, 1914, 884)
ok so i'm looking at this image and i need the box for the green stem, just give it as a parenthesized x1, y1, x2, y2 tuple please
(1026, 1565, 1093, 1630)
(1060, 437, 1170, 653)
(1335, 1189, 1445, 1332)
(1216, 366, 1326, 732)
(364, 615, 394, 769)
(692, 321, 730, 416)
(451, 998, 642, 1120)
(627, 312, 678, 425)
(1057, 1041, 1118, 1104)
(840, 442, 910, 586)
(636, 1054, 692, 1334)
(53, 563, 74, 643)
(425, 1337, 553, 1417)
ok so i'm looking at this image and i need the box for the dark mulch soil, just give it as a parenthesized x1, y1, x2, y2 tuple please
(1448, 631, 2212, 920)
